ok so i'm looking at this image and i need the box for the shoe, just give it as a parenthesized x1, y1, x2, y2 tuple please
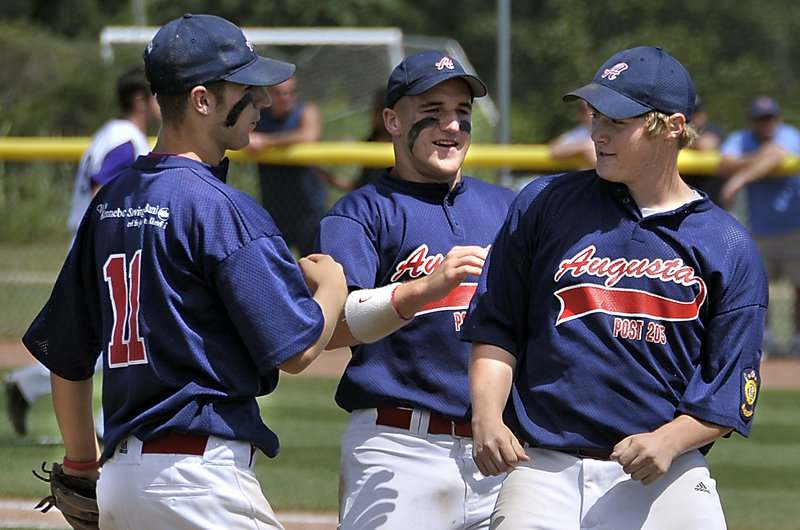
(4, 379, 30, 436)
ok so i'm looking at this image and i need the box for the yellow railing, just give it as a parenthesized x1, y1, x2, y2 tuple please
(2, 137, 800, 176)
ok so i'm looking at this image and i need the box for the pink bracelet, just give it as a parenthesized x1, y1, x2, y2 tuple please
(390, 284, 412, 321)
(62, 456, 100, 471)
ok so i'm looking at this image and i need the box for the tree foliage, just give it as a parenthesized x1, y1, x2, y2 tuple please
(2, 0, 800, 141)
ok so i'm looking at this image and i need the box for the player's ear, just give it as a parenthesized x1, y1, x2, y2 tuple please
(383, 107, 401, 137)
(666, 113, 686, 139)
(190, 86, 212, 116)
(131, 92, 148, 112)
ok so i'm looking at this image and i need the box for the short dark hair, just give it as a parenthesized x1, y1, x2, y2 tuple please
(156, 81, 227, 126)
(117, 68, 150, 113)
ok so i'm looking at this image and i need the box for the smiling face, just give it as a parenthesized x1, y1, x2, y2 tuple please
(385, 78, 473, 186)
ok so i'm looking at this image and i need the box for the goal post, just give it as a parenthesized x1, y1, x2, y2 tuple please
(99, 25, 498, 144)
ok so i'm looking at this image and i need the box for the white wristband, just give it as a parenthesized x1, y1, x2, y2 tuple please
(344, 283, 411, 344)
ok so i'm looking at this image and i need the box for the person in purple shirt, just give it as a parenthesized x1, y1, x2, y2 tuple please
(4, 68, 159, 438)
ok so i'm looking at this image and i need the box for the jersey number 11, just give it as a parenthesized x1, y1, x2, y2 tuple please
(103, 250, 148, 367)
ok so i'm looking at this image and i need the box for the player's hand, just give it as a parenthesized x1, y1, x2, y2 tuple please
(471, 417, 530, 477)
(298, 254, 347, 301)
(421, 245, 489, 301)
(611, 432, 678, 485)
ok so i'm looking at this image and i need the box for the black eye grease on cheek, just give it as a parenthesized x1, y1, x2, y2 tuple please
(407, 117, 439, 152)
(225, 92, 254, 127)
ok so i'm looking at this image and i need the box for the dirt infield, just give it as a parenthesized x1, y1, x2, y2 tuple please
(2, 340, 798, 388)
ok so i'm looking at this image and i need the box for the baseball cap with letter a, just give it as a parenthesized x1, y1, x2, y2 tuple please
(385, 50, 487, 108)
(563, 46, 695, 121)
(143, 13, 296, 95)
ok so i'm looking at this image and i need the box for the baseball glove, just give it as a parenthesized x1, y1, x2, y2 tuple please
(33, 461, 99, 530)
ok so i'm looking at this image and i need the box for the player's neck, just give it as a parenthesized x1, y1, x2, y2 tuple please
(629, 170, 694, 211)
(152, 133, 220, 165)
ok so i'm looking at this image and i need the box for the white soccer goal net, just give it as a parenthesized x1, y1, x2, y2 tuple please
(100, 26, 498, 144)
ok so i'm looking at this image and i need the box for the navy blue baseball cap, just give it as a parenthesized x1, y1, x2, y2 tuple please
(385, 50, 487, 108)
(143, 14, 296, 95)
(563, 46, 695, 121)
(749, 96, 781, 119)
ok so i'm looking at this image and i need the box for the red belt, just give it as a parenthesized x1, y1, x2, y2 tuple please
(141, 433, 209, 455)
(376, 408, 473, 437)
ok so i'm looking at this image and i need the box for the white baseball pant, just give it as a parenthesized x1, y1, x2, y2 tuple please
(490, 446, 726, 529)
(98, 434, 284, 529)
(339, 408, 504, 530)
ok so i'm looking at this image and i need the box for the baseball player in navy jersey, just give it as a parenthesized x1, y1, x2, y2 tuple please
(22, 14, 347, 529)
(462, 46, 768, 529)
(315, 50, 515, 529)
(5, 69, 159, 439)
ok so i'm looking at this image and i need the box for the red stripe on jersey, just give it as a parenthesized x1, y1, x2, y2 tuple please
(555, 282, 706, 325)
(417, 283, 477, 315)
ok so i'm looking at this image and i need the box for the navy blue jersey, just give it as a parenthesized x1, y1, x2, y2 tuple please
(316, 170, 515, 419)
(24, 155, 324, 463)
(462, 170, 767, 450)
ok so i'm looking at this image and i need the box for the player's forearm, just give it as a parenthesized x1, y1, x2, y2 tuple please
(392, 277, 438, 319)
(469, 343, 516, 424)
(653, 414, 733, 456)
(50, 374, 100, 464)
(280, 284, 345, 373)
(325, 317, 359, 349)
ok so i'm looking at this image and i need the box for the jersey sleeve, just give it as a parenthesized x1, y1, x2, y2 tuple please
(461, 189, 538, 356)
(214, 235, 324, 372)
(22, 229, 103, 380)
(678, 303, 766, 436)
(317, 214, 379, 289)
(678, 230, 768, 436)
(91, 142, 137, 187)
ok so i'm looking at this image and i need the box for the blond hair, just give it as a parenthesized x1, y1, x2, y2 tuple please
(643, 111, 698, 150)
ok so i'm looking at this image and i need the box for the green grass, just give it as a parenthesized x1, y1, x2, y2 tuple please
(707, 389, 800, 529)
(0, 373, 798, 528)
(0, 372, 347, 513)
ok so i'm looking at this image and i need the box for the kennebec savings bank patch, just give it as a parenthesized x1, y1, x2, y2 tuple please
(740, 369, 759, 420)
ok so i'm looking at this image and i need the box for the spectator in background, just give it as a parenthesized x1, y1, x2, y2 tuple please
(548, 99, 596, 168)
(682, 96, 726, 205)
(248, 74, 328, 256)
(719, 95, 800, 357)
(509, 100, 594, 194)
(3, 68, 160, 438)
(355, 88, 392, 188)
